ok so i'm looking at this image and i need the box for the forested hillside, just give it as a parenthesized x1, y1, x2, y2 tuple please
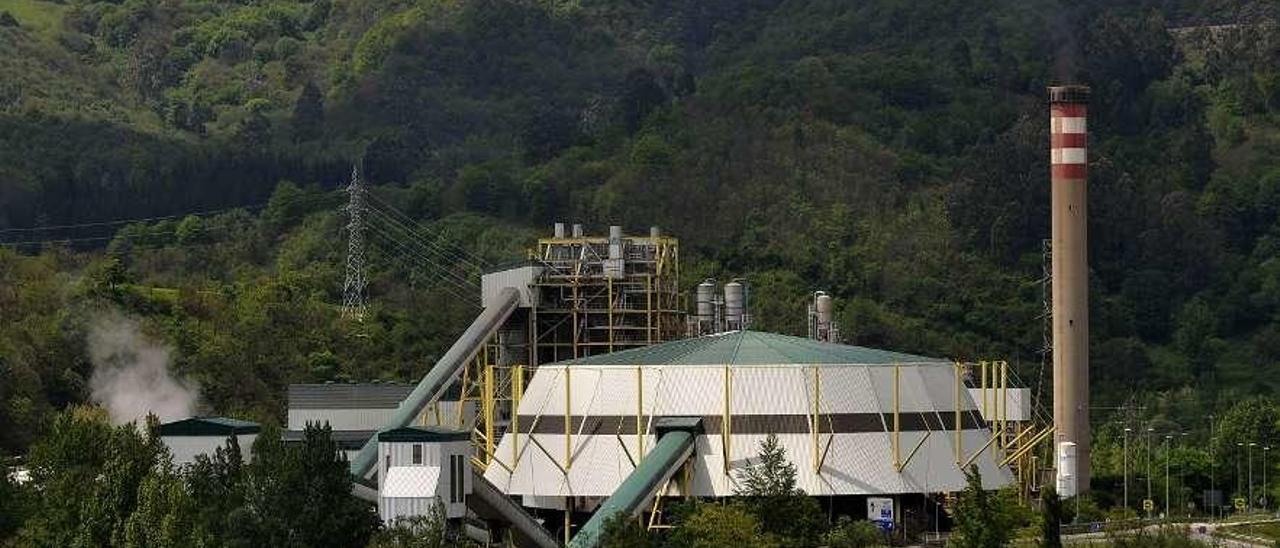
(3, 0, 1280, 461)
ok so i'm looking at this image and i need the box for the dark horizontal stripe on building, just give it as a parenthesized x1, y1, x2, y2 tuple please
(513, 413, 985, 435)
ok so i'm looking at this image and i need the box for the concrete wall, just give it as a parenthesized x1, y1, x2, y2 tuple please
(163, 434, 256, 466)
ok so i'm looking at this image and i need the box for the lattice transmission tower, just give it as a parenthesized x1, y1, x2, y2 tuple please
(342, 164, 368, 321)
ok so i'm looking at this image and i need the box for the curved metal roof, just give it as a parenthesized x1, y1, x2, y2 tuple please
(554, 330, 945, 366)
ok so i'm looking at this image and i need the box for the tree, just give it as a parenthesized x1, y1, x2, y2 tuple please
(291, 82, 324, 142)
(1040, 487, 1063, 548)
(596, 513, 653, 548)
(734, 434, 825, 546)
(0, 458, 28, 542)
(368, 504, 470, 548)
(123, 457, 211, 548)
(186, 435, 253, 547)
(242, 423, 379, 547)
(823, 516, 885, 548)
(949, 465, 1011, 548)
(670, 502, 779, 548)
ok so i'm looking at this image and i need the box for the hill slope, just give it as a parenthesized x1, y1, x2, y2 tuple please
(4, 0, 1280, 457)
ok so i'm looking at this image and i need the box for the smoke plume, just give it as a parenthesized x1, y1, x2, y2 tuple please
(88, 312, 199, 425)
(1051, 2, 1082, 83)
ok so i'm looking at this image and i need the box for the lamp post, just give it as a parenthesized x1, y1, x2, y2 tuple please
(1124, 427, 1132, 511)
(1265, 446, 1271, 511)
(1165, 434, 1172, 518)
(1148, 427, 1155, 514)
(1209, 415, 1216, 519)
(1180, 432, 1188, 516)
(1239, 442, 1245, 512)
(1250, 442, 1257, 512)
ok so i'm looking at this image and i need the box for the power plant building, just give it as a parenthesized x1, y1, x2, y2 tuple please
(483, 330, 1013, 509)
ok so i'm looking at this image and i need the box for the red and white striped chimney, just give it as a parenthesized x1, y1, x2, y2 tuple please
(1049, 84, 1090, 494)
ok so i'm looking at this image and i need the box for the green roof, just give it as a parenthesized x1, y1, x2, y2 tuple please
(157, 417, 260, 436)
(555, 330, 946, 366)
(377, 426, 470, 443)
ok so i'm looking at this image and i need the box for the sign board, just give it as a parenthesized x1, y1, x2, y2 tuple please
(868, 497, 894, 531)
(1235, 498, 1247, 511)
(1142, 499, 1154, 512)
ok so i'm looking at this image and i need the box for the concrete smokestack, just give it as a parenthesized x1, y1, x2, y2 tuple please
(1049, 84, 1090, 492)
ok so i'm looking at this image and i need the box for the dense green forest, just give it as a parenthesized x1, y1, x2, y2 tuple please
(3, 0, 1280, 496)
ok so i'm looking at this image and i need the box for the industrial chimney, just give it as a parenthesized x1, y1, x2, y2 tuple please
(1049, 84, 1090, 494)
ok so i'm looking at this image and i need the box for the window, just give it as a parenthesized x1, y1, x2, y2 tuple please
(412, 444, 422, 465)
(449, 454, 463, 503)
(384, 455, 390, 474)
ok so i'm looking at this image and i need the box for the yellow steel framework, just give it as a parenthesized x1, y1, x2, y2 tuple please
(528, 232, 684, 365)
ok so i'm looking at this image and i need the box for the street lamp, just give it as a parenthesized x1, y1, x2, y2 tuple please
(1165, 434, 1172, 518)
(1148, 427, 1155, 514)
(1239, 442, 1245, 512)
(1251, 442, 1257, 512)
(1209, 415, 1216, 519)
(1124, 427, 1132, 511)
(1265, 446, 1271, 511)
(1178, 432, 1188, 516)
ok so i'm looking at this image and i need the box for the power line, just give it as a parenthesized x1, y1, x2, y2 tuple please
(363, 221, 480, 298)
(362, 190, 489, 270)
(0, 190, 343, 235)
(361, 206, 485, 287)
(0, 192, 341, 247)
(362, 192, 489, 273)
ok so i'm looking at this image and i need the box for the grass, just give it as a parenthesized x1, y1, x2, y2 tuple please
(1217, 521, 1280, 542)
(0, 0, 67, 37)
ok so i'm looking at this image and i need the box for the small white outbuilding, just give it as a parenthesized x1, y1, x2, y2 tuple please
(377, 426, 472, 524)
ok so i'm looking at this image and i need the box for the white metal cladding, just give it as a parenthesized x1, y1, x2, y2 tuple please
(288, 400, 474, 431)
(289, 408, 396, 431)
(163, 434, 255, 466)
(967, 388, 1032, 422)
(382, 466, 441, 497)
(380, 496, 439, 525)
(816, 366, 881, 413)
(484, 431, 1011, 499)
(486, 362, 1015, 500)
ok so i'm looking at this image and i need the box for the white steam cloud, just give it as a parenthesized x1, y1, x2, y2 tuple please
(88, 312, 199, 425)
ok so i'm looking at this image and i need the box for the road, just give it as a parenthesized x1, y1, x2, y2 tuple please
(1058, 518, 1280, 547)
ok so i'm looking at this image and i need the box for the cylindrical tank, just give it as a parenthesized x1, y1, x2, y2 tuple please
(1056, 441, 1078, 498)
(572, 223, 584, 238)
(815, 291, 833, 326)
(724, 281, 745, 330)
(554, 222, 566, 238)
(605, 225, 625, 279)
(696, 280, 716, 326)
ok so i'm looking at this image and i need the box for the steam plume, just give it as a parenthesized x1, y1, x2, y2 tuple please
(88, 312, 199, 425)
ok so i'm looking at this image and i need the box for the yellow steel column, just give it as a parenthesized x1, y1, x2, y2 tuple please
(1000, 361, 1008, 449)
(483, 362, 495, 467)
(980, 361, 988, 419)
(636, 366, 645, 457)
(646, 275, 654, 344)
(893, 363, 901, 470)
(608, 278, 615, 353)
(722, 364, 732, 475)
(512, 364, 524, 470)
(813, 366, 821, 472)
(954, 362, 963, 464)
(565, 367, 573, 471)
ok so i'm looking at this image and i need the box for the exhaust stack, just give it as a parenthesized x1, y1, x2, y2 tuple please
(1049, 84, 1090, 493)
